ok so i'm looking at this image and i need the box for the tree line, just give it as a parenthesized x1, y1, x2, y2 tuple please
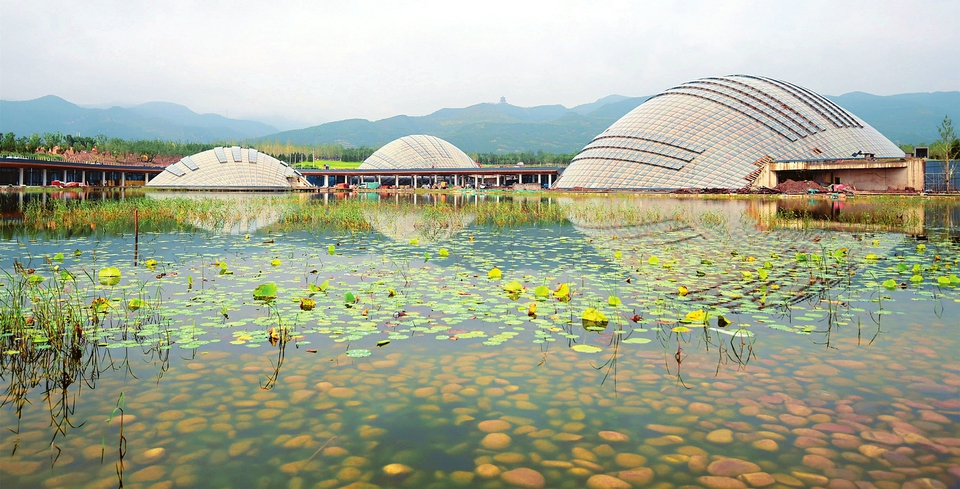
(2, 132, 577, 166)
(1, 132, 219, 159)
(473, 150, 574, 166)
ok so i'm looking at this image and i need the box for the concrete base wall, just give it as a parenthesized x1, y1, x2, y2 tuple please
(754, 158, 923, 191)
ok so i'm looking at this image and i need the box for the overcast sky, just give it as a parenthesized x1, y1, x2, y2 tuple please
(2, 0, 958, 128)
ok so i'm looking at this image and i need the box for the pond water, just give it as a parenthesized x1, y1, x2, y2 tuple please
(1, 191, 958, 489)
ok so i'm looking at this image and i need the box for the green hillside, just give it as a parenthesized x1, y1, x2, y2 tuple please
(3, 91, 957, 154)
(0, 96, 278, 142)
(826, 91, 960, 145)
(257, 98, 652, 154)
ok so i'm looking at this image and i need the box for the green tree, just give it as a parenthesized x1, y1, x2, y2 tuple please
(43, 132, 64, 151)
(936, 115, 958, 191)
(26, 133, 41, 153)
(1, 132, 15, 152)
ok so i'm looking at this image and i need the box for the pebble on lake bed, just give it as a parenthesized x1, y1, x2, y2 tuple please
(698, 475, 748, 489)
(500, 467, 545, 488)
(707, 458, 762, 477)
(586, 474, 632, 489)
(480, 432, 512, 450)
(706, 429, 734, 444)
(597, 430, 630, 443)
(382, 463, 412, 478)
(478, 419, 511, 432)
(476, 463, 501, 478)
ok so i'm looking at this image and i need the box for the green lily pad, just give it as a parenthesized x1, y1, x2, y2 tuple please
(98, 267, 121, 286)
(253, 282, 278, 300)
(345, 349, 372, 358)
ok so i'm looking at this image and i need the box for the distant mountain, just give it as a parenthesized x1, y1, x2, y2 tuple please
(262, 91, 957, 153)
(258, 97, 652, 153)
(826, 91, 960, 146)
(569, 94, 632, 114)
(0, 96, 278, 142)
(3, 91, 957, 154)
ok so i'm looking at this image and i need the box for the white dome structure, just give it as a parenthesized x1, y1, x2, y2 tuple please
(147, 146, 311, 189)
(555, 75, 905, 190)
(360, 135, 479, 170)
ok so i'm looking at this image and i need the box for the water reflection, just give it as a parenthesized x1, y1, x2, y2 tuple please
(363, 207, 476, 243)
(1, 191, 958, 488)
(146, 192, 288, 235)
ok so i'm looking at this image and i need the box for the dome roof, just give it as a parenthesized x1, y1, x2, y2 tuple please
(555, 75, 905, 189)
(360, 135, 478, 170)
(147, 146, 310, 189)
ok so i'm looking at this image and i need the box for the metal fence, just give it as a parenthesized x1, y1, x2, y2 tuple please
(924, 160, 960, 192)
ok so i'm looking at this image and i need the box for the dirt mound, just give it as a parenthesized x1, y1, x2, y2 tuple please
(671, 188, 734, 194)
(41, 149, 180, 167)
(774, 179, 826, 194)
(735, 186, 780, 194)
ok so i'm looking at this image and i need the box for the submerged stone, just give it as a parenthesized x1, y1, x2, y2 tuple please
(130, 465, 166, 482)
(647, 424, 689, 435)
(614, 453, 647, 468)
(137, 447, 166, 463)
(500, 467, 545, 489)
(572, 447, 598, 462)
(382, 463, 413, 478)
(861, 430, 902, 445)
(480, 433, 511, 450)
(0, 461, 41, 476)
(801, 454, 835, 470)
(598, 430, 630, 442)
(450, 471, 475, 484)
(586, 474, 632, 489)
(617, 468, 654, 485)
(707, 458, 761, 477)
(792, 471, 829, 486)
(478, 419, 511, 433)
(327, 387, 357, 399)
(476, 463, 501, 478)
(646, 435, 684, 446)
(706, 429, 734, 444)
(738, 472, 776, 487)
(699, 475, 749, 489)
(752, 439, 778, 451)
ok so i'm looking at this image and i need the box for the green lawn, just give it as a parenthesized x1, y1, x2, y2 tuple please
(293, 160, 362, 169)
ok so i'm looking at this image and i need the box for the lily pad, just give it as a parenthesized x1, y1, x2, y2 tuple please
(534, 285, 550, 298)
(98, 267, 121, 286)
(253, 282, 278, 300)
(127, 298, 147, 311)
